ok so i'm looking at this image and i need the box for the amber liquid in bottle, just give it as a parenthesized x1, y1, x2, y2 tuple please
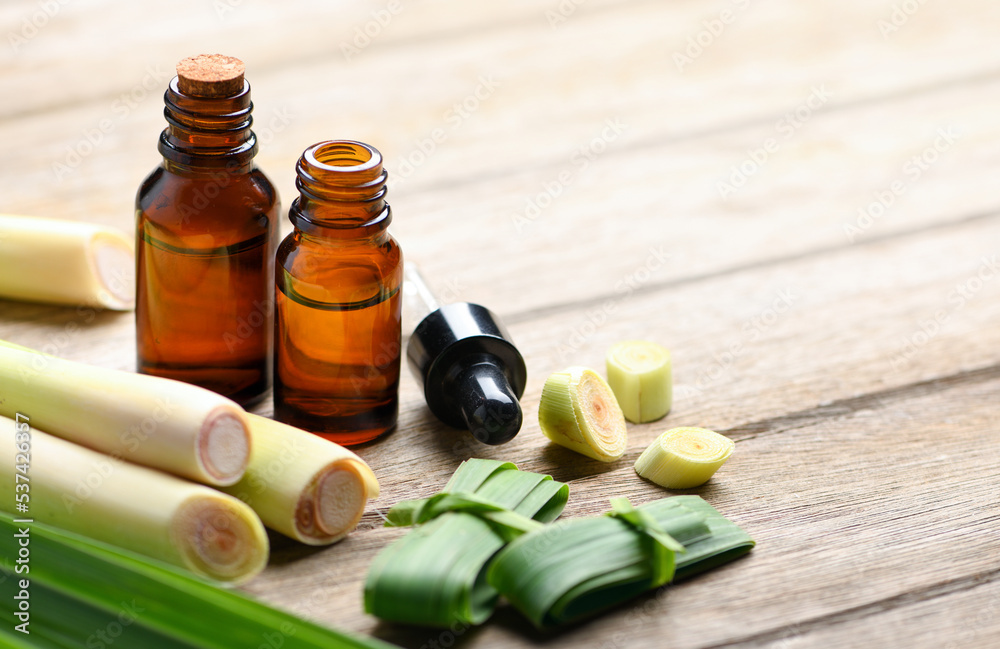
(274, 141, 402, 445)
(136, 59, 280, 407)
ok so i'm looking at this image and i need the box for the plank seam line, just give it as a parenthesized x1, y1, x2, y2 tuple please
(722, 362, 1000, 443)
(399, 67, 1000, 199)
(0, 0, 651, 123)
(504, 205, 1000, 325)
(552, 362, 1000, 488)
(699, 566, 1000, 648)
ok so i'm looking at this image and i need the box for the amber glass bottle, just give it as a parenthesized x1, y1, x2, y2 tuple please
(274, 140, 402, 445)
(136, 55, 280, 406)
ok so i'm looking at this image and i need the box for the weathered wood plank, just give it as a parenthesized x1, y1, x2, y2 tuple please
(238, 215, 1000, 645)
(242, 369, 1000, 649)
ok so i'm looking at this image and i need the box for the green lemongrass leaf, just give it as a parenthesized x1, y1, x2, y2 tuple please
(386, 492, 544, 541)
(0, 514, 396, 649)
(606, 497, 683, 587)
(364, 459, 569, 628)
(383, 498, 429, 527)
(488, 495, 754, 629)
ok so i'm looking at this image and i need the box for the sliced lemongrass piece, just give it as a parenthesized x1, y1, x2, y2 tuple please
(0, 419, 267, 583)
(0, 340, 250, 486)
(634, 427, 734, 489)
(0, 213, 134, 310)
(605, 340, 672, 423)
(538, 366, 627, 462)
(221, 414, 380, 545)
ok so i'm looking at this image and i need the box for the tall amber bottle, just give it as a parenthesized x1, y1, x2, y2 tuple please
(136, 55, 280, 406)
(274, 140, 402, 445)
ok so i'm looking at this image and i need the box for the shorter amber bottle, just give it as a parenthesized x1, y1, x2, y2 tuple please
(274, 141, 403, 445)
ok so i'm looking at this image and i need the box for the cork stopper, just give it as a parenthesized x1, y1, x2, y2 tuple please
(176, 54, 246, 97)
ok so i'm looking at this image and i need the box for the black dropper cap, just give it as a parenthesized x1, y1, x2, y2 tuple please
(406, 303, 526, 445)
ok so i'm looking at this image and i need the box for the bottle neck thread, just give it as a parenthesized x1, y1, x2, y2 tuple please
(291, 140, 391, 235)
(158, 77, 257, 171)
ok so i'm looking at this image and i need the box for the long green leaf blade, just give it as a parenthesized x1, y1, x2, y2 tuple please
(0, 513, 396, 649)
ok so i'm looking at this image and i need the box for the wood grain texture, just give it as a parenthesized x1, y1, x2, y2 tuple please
(2, 0, 999, 647)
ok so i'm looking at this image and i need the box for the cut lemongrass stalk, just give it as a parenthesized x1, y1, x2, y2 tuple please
(221, 414, 380, 545)
(538, 366, 627, 462)
(634, 427, 734, 489)
(0, 340, 250, 486)
(0, 418, 268, 583)
(0, 214, 134, 310)
(605, 340, 672, 423)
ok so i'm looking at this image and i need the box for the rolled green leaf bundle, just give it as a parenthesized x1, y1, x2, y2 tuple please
(0, 513, 398, 649)
(364, 459, 569, 627)
(488, 495, 754, 629)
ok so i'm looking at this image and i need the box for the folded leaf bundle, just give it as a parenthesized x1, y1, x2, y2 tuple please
(0, 513, 397, 649)
(364, 459, 569, 627)
(488, 495, 755, 629)
(220, 414, 380, 545)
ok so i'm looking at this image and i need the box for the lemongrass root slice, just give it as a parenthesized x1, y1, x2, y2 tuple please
(634, 427, 734, 489)
(0, 418, 268, 583)
(0, 340, 250, 486)
(538, 366, 627, 462)
(221, 414, 380, 545)
(0, 213, 134, 310)
(605, 340, 672, 423)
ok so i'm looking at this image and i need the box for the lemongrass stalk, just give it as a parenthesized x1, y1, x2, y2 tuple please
(634, 427, 734, 489)
(0, 418, 267, 583)
(364, 459, 569, 627)
(488, 496, 754, 629)
(0, 513, 398, 649)
(0, 214, 134, 310)
(220, 414, 379, 545)
(605, 340, 672, 423)
(538, 366, 627, 462)
(0, 340, 249, 486)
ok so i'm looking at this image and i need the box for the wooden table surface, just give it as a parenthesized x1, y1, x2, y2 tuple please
(3, 1, 1000, 647)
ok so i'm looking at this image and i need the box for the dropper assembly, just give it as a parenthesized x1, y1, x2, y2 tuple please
(404, 267, 526, 445)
